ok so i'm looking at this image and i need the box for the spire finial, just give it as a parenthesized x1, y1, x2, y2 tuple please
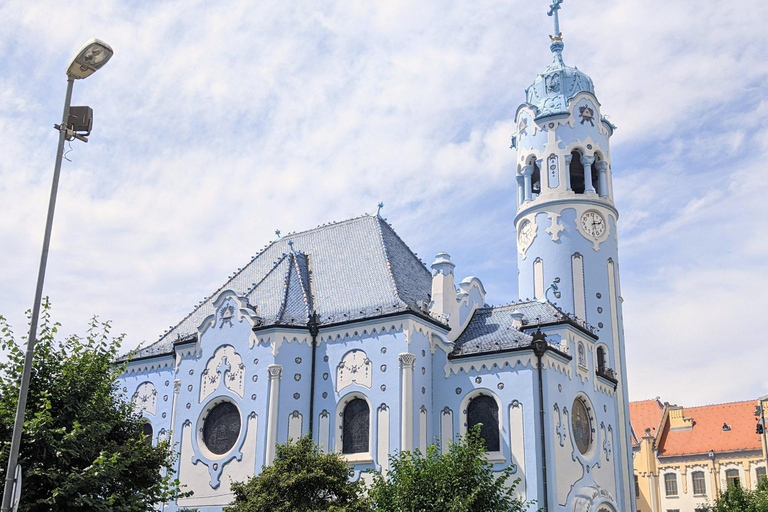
(548, 0, 564, 41)
(376, 201, 385, 218)
(275, 229, 281, 239)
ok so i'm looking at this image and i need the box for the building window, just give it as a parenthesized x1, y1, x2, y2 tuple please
(467, 395, 500, 452)
(756, 467, 767, 484)
(692, 471, 706, 496)
(664, 473, 678, 497)
(342, 398, 369, 454)
(572, 396, 593, 455)
(202, 401, 241, 455)
(596, 346, 606, 373)
(141, 421, 153, 445)
(635, 475, 640, 497)
(531, 158, 541, 196)
(725, 469, 740, 488)
(570, 150, 586, 194)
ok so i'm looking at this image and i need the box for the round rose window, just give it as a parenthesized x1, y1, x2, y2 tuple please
(571, 397, 592, 455)
(203, 401, 241, 455)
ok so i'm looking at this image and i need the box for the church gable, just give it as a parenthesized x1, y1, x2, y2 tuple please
(132, 215, 433, 360)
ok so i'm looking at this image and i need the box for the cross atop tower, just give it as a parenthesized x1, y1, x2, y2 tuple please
(548, 0, 564, 42)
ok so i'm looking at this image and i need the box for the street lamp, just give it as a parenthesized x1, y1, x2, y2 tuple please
(758, 393, 768, 480)
(1, 38, 113, 512)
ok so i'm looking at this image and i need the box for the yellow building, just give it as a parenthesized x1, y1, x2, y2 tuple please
(631, 398, 767, 512)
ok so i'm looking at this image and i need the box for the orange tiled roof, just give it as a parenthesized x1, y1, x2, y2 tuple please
(658, 400, 762, 457)
(630, 399, 665, 445)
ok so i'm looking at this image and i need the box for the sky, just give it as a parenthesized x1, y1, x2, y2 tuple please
(0, 0, 766, 408)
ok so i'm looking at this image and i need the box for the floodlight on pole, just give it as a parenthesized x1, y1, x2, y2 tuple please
(0, 38, 113, 512)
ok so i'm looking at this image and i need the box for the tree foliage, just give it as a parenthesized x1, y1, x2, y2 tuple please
(368, 426, 530, 512)
(226, 435, 369, 512)
(697, 480, 768, 512)
(0, 299, 185, 511)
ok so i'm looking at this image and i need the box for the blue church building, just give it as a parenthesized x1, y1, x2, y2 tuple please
(118, 3, 635, 511)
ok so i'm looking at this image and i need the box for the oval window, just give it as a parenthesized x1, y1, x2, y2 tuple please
(571, 397, 592, 455)
(203, 401, 241, 455)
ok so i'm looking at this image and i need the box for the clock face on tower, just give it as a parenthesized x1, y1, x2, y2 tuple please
(517, 219, 534, 247)
(580, 210, 606, 238)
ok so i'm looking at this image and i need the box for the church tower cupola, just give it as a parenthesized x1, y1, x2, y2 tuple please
(512, 0, 616, 207)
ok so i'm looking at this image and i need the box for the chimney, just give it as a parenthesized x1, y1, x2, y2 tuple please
(430, 252, 457, 319)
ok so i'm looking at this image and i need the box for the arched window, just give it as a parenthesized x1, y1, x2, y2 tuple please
(531, 158, 541, 196)
(342, 398, 369, 454)
(467, 395, 500, 452)
(596, 346, 606, 373)
(141, 421, 153, 445)
(692, 470, 706, 495)
(570, 150, 585, 194)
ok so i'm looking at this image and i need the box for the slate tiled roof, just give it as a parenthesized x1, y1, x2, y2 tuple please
(629, 399, 665, 446)
(132, 215, 434, 359)
(658, 400, 762, 457)
(452, 300, 573, 356)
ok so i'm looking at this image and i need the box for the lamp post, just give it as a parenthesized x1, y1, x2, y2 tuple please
(1, 38, 113, 512)
(759, 393, 768, 480)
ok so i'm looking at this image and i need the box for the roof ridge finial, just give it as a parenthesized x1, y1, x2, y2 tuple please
(548, 0, 565, 59)
(376, 201, 385, 218)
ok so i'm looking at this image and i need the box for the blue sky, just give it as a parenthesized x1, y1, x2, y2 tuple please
(0, 0, 766, 407)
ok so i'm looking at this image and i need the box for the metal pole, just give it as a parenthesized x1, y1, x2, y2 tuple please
(1, 77, 75, 512)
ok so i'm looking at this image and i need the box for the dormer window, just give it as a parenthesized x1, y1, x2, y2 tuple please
(722, 423, 732, 432)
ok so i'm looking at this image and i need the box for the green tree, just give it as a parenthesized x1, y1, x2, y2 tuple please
(696, 479, 768, 512)
(0, 300, 186, 511)
(368, 427, 531, 512)
(226, 435, 369, 512)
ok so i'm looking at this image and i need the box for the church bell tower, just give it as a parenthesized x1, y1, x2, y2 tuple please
(512, 1, 634, 509)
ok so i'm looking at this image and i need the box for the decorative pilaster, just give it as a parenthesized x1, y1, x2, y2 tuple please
(515, 174, 525, 206)
(564, 153, 573, 190)
(522, 165, 534, 202)
(265, 364, 283, 464)
(399, 353, 416, 452)
(581, 154, 596, 193)
(595, 160, 609, 197)
(169, 379, 181, 446)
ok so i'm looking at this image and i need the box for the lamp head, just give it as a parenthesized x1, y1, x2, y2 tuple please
(66, 38, 114, 79)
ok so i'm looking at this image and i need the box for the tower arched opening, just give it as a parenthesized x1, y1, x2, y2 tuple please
(570, 150, 586, 194)
(591, 154, 601, 193)
(531, 158, 541, 197)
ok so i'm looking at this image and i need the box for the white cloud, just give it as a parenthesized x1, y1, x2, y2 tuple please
(0, 0, 766, 406)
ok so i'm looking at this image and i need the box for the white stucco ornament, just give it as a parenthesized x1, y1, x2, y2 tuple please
(337, 350, 372, 391)
(200, 346, 246, 401)
(132, 381, 157, 416)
